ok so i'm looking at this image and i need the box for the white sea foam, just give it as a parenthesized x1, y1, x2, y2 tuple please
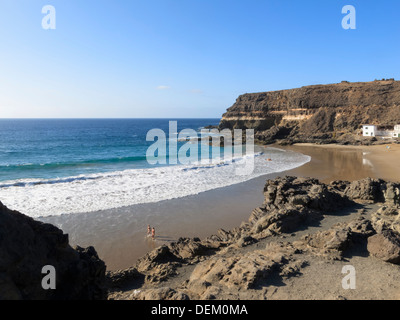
(0, 148, 310, 218)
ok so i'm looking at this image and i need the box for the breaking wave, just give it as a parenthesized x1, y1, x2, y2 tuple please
(0, 148, 310, 218)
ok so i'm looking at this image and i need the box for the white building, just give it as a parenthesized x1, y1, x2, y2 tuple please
(394, 125, 400, 138)
(362, 125, 377, 137)
(363, 124, 400, 138)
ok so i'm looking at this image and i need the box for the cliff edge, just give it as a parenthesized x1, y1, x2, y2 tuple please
(219, 79, 400, 145)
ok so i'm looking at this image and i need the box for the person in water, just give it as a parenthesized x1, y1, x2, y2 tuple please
(152, 227, 156, 240)
(147, 225, 151, 235)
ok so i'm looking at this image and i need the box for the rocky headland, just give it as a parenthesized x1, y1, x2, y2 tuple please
(219, 79, 400, 146)
(105, 176, 400, 300)
(2, 175, 400, 300)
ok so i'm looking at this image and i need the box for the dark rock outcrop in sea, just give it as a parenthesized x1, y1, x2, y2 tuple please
(218, 80, 400, 145)
(107, 176, 400, 300)
(0, 202, 106, 300)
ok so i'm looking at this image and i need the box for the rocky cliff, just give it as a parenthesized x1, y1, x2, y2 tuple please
(219, 80, 400, 145)
(0, 202, 106, 300)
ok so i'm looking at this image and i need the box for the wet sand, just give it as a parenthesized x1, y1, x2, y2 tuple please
(39, 143, 399, 271)
(285, 143, 400, 183)
(40, 175, 271, 271)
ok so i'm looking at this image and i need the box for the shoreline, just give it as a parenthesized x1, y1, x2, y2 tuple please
(41, 142, 398, 271)
(40, 172, 276, 270)
(109, 175, 400, 300)
(283, 142, 400, 183)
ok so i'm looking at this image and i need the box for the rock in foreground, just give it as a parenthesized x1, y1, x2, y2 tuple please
(0, 202, 106, 300)
(107, 176, 400, 300)
(3, 175, 400, 300)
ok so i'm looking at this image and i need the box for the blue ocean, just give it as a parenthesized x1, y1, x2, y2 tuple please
(0, 118, 221, 182)
(0, 119, 311, 218)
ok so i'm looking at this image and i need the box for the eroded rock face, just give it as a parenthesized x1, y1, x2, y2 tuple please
(187, 242, 305, 298)
(296, 218, 375, 260)
(367, 204, 400, 265)
(169, 237, 209, 261)
(219, 80, 400, 145)
(367, 230, 400, 264)
(300, 225, 352, 256)
(0, 202, 106, 300)
(263, 176, 351, 211)
(106, 267, 141, 289)
(6, 174, 400, 301)
(107, 176, 400, 300)
(109, 176, 358, 293)
(371, 206, 400, 234)
(134, 245, 183, 284)
(243, 176, 353, 239)
(344, 178, 386, 203)
(384, 183, 400, 206)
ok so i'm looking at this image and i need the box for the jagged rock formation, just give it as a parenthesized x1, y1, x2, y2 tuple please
(0, 202, 106, 300)
(107, 176, 400, 300)
(219, 80, 400, 145)
(3, 176, 400, 300)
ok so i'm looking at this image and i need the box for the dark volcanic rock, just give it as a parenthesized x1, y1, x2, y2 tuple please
(169, 237, 209, 261)
(106, 267, 141, 288)
(135, 245, 182, 283)
(255, 125, 295, 144)
(0, 202, 106, 300)
(263, 176, 352, 212)
(241, 177, 355, 240)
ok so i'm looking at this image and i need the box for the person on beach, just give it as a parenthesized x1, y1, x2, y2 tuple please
(147, 225, 151, 236)
(152, 227, 155, 240)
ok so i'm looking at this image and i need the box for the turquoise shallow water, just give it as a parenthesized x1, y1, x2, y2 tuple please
(0, 118, 221, 182)
(0, 118, 311, 218)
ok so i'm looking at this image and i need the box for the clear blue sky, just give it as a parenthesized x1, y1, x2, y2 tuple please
(0, 0, 399, 118)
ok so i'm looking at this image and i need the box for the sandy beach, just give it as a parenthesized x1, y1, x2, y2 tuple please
(40, 142, 400, 271)
(284, 143, 400, 183)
